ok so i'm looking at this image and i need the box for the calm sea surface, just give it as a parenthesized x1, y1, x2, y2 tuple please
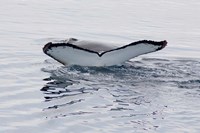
(0, 0, 200, 132)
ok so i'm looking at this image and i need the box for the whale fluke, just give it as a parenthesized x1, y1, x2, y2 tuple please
(43, 38, 167, 66)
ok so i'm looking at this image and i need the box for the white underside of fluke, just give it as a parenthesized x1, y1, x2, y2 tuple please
(43, 38, 167, 66)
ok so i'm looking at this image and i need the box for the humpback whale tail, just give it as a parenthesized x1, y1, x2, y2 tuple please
(43, 38, 167, 66)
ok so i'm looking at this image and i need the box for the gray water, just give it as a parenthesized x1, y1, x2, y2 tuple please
(1, 0, 200, 133)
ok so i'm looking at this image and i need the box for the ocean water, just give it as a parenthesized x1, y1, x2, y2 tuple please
(0, 0, 200, 133)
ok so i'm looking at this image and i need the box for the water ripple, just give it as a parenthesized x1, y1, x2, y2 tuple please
(39, 58, 200, 132)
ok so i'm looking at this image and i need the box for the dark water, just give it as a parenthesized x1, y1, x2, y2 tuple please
(1, 0, 200, 132)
